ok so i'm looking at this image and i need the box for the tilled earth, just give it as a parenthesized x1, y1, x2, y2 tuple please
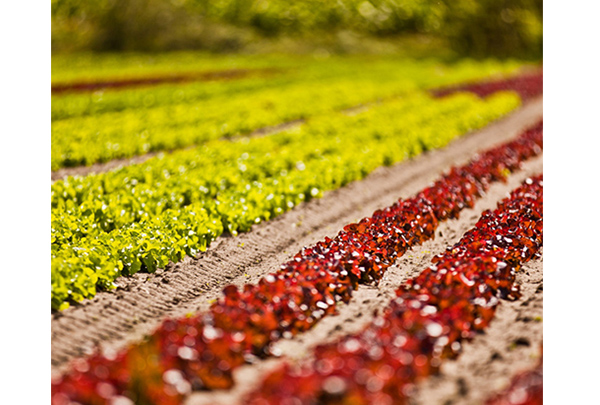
(51, 97, 543, 404)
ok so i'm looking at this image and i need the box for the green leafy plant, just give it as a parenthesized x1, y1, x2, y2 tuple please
(51, 57, 521, 170)
(51, 90, 520, 310)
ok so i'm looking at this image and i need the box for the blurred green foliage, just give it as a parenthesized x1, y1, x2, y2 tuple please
(52, 0, 542, 58)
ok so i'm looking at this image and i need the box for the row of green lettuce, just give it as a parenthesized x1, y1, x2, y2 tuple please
(51, 56, 398, 120)
(52, 58, 521, 120)
(52, 58, 522, 170)
(51, 73, 296, 121)
(51, 52, 299, 85)
(51, 90, 521, 310)
(51, 76, 409, 170)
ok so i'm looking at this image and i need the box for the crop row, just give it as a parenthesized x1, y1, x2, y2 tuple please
(51, 121, 543, 404)
(247, 174, 543, 404)
(51, 52, 296, 86)
(51, 67, 283, 94)
(51, 58, 414, 121)
(432, 70, 543, 102)
(51, 73, 295, 121)
(51, 59, 523, 169)
(51, 76, 410, 169)
(52, 59, 522, 122)
(51, 91, 520, 310)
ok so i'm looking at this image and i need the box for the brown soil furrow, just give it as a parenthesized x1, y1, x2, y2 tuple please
(409, 254, 543, 405)
(51, 97, 542, 375)
(184, 157, 543, 405)
(51, 151, 162, 182)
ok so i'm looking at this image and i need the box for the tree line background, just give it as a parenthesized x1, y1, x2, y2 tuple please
(52, 0, 542, 59)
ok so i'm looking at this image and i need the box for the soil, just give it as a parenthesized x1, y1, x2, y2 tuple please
(51, 97, 543, 404)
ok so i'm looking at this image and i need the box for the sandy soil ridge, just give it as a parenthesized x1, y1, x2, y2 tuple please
(51, 97, 543, 378)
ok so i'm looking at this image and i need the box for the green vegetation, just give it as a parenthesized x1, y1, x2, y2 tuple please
(52, 0, 542, 59)
(51, 52, 297, 84)
(52, 57, 522, 170)
(52, 74, 293, 121)
(51, 90, 520, 310)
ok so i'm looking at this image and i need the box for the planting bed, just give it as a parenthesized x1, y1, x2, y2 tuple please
(51, 58, 523, 171)
(52, 90, 520, 310)
(243, 174, 543, 403)
(51, 54, 543, 404)
(52, 98, 543, 404)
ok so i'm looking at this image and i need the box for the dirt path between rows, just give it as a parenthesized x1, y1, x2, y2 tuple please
(51, 97, 543, 379)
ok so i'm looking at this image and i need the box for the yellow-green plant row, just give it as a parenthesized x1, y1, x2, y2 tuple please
(51, 58, 521, 121)
(51, 91, 520, 310)
(51, 52, 298, 84)
(51, 53, 520, 89)
(51, 58, 393, 120)
(51, 74, 297, 121)
(51, 58, 522, 170)
(51, 78, 407, 170)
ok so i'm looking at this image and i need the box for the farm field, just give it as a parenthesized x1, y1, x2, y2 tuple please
(52, 57, 526, 171)
(51, 51, 543, 405)
(51, 56, 542, 311)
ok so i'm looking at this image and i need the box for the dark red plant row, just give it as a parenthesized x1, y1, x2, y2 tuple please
(247, 174, 543, 404)
(51, 68, 282, 94)
(485, 352, 543, 405)
(51, 121, 543, 405)
(431, 70, 543, 101)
